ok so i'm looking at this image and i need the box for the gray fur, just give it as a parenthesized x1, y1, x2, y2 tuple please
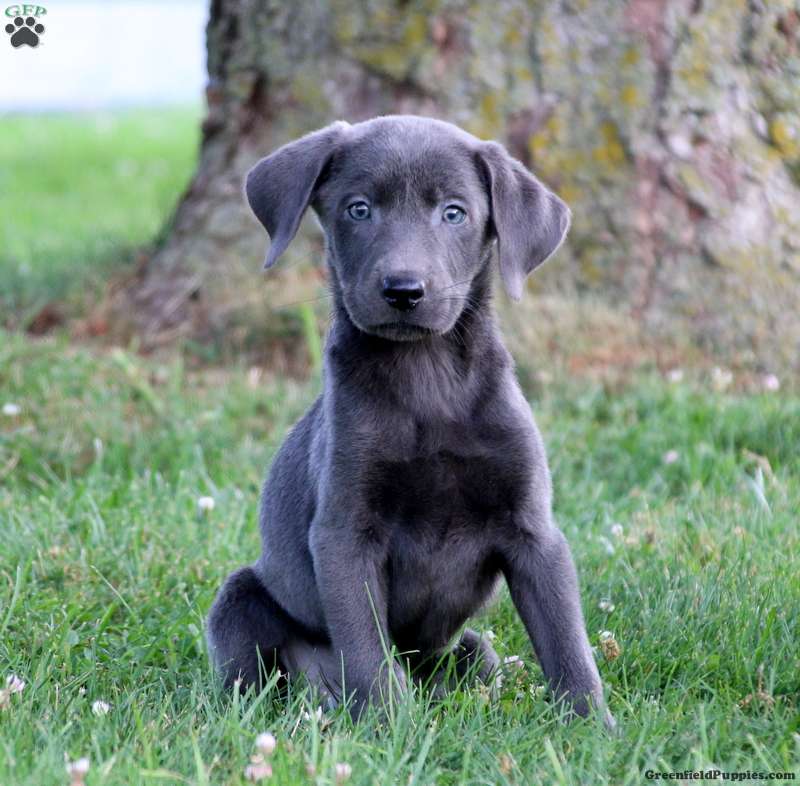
(207, 115, 613, 726)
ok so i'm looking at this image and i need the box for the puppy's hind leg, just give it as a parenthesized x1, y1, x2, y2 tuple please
(282, 638, 343, 711)
(414, 629, 501, 698)
(206, 566, 291, 691)
(453, 628, 501, 686)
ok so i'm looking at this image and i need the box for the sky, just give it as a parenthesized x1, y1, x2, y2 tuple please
(0, 1, 208, 110)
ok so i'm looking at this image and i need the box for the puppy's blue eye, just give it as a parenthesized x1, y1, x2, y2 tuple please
(443, 205, 466, 225)
(347, 201, 371, 221)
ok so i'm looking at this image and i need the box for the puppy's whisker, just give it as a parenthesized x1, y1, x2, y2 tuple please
(431, 278, 474, 295)
(273, 292, 334, 310)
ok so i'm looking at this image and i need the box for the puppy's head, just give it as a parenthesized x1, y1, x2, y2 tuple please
(246, 115, 570, 341)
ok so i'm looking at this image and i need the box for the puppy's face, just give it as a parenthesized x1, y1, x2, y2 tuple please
(246, 115, 571, 343)
(313, 122, 492, 341)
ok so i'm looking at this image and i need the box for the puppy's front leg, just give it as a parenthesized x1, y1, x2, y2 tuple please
(310, 519, 405, 717)
(503, 514, 614, 727)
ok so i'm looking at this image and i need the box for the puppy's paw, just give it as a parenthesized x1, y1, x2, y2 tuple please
(602, 707, 617, 732)
(456, 628, 501, 686)
(563, 688, 616, 731)
(391, 660, 409, 692)
(347, 662, 408, 721)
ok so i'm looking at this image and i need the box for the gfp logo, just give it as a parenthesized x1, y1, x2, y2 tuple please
(4, 4, 46, 48)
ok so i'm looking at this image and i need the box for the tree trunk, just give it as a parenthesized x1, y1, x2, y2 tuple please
(114, 0, 800, 371)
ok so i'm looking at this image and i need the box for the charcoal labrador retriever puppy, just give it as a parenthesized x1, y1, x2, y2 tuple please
(207, 115, 612, 726)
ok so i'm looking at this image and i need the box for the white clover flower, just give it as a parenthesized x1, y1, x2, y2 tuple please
(68, 758, 90, 775)
(762, 374, 780, 392)
(91, 699, 111, 716)
(2, 403, 21, 417)
(667, 368, 684, 383)
(255, 732, 276, 756)
(335, 762, 353, 783)
(244, 760, 272, 781)
(598, 599, 615, 612)
(610, 523, 624, 538)
(0, 674, 26, 710)
(66, 757, 90, 784)
(197, 496, 215, 512)
(599, 630, 614, 641)
(662, 449, 680, 465)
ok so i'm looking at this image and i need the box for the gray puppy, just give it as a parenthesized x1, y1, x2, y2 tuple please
(207, 115, 612, 726)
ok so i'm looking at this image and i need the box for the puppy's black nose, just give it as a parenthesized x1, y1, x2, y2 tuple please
(382, 276, 425, 312)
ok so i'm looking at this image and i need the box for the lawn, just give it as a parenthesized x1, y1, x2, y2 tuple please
(0, 108, 799, 785)
(0, 108, 201, 324)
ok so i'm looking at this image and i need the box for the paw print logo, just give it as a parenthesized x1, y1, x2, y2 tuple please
(5, 16, 45, 47)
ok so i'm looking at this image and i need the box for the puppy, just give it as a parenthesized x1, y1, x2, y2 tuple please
(207, 116, 612, 726)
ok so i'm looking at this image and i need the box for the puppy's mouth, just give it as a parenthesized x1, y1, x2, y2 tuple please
(368, 322, 436, 341)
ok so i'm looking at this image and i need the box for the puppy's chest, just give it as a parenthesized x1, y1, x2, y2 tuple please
(365, 448, 523, 528)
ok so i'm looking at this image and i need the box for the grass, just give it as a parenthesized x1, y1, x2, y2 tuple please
(0, 107, 798, 784)
(0, 107, 200, 323)
(1, 331, 798, 784)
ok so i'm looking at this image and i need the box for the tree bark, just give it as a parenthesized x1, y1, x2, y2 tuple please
(114, 0, 800, 371)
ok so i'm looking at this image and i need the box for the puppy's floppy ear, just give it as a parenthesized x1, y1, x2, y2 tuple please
(477, 141, 571, 300)
(246, 121, 350, 269)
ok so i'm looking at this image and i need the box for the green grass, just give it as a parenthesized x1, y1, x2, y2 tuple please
(1, 331, 798, 784)
(0, 108, 200, 323)
(0, 107, 798, 784)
